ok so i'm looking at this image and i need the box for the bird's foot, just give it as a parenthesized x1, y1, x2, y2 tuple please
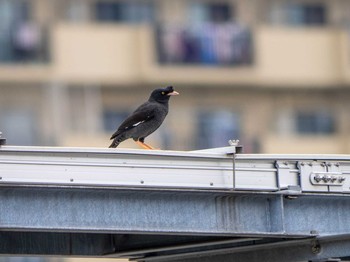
(136, 141, 159, 150)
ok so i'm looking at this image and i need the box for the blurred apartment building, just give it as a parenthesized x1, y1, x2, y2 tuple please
(0, 0, 350, 153)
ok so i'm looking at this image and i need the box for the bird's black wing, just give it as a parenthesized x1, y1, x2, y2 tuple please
(110, 103, 156, 140)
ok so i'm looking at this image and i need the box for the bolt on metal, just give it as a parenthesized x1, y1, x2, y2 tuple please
(338, 176, 346, 183)
(311, 240, 321, 254)
(323, 175, 332, 183)
(314, 175, 323, 183)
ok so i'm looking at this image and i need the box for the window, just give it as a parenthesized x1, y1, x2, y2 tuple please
(95, 1, 154, 23)
(296, 111, 335, 135)
(156, 24, 253, 66)
(156, 2, 252, 66)
(196, 110, 240, 149)
(66, 0, 90, 22)
(103, 110, 129, 132)
(0, 0, 49, 63)
(188, 2, 233, 23)
(208, 3, 232, 22)
(275, 109, 336, 136)
(269, 3, 326, 26)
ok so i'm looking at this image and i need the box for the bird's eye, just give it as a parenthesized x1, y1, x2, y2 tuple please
(161, 92, 165, 95)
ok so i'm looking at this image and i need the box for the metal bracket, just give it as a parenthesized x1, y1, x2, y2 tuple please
(310, 172, 344, 186)
(276, 161, 299, 191)
(228, 140, 243, 154)
(299, 161, 346, 192)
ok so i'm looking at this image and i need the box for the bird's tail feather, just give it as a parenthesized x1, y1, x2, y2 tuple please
(109, 139, 120, 148)
(109, 134, 126, 148)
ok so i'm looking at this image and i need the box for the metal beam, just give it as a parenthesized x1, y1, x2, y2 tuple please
(149, 235, 350, 262)
(1, 146, 350, 261)
(0, 187, 289, 236)
(2, 187, 350, 237)
(1, 146, 350, 193)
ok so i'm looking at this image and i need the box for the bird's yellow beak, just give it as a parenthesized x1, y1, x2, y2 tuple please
(167, 91, 179, 96)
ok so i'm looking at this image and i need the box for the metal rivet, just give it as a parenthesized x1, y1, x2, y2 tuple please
(70, 179, 74, 182)
(140, 180, 144, 184)
(210, 182, 214, 186)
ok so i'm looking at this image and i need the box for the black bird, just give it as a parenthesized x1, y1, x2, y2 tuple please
(109, 86, 179, 149)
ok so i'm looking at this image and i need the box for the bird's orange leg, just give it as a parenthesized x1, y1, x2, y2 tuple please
(135, 141, 157, 150)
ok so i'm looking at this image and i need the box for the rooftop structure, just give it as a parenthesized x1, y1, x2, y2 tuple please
(1, 142, 350, 261)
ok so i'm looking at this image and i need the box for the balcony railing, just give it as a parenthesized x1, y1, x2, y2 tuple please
(155, 23, 253, 66)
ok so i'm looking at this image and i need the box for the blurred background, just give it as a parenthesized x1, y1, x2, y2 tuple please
(1, 1, 350, 262)
(1, 0, 350, 153)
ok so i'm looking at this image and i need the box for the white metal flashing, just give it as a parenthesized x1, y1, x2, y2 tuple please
(1, 145, 350, 193)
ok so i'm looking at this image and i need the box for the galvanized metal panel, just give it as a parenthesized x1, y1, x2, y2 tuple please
(2, 186, 350, 238)
(0, 187, 293, 236)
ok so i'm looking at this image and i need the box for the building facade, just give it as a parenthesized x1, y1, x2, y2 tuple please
(0, 0, 350, 153)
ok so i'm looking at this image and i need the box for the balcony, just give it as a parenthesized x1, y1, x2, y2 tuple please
(0, 23, 349, 87)
(50, 23, 256, 86)
(0, 22, 50, 82)
(141, 23, 256, 85)
(51, 23, 143, 84)
(141, 25, 350, 87)
(255, 26, 345, 87)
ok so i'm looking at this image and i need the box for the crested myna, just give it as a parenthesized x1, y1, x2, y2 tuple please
(109, 86, 179, 149)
